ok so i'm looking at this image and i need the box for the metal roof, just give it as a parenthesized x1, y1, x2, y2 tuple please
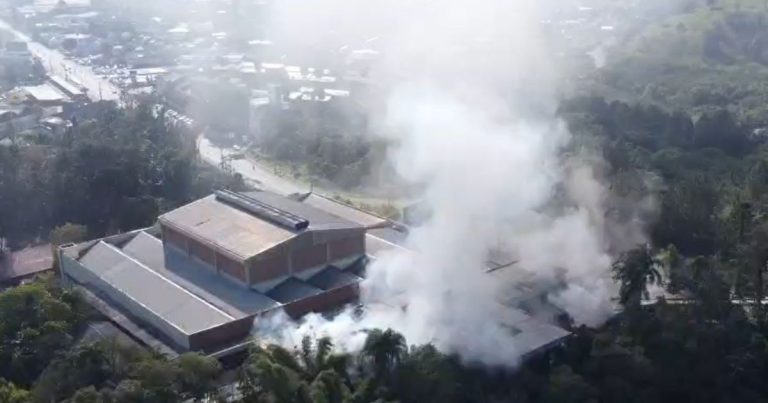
(20, 84, 66, 102)
(294, 193, 388, 228)
(121, 231, 279, 316)
(0, 244, 53, 282)
(216, 190, 309, 231)
(503, 308, 571, 358)
(360, 226, 571, 358)
(159, 191, 362, 262)
(307, 266, 362, 290)
(159, 195, 296, 261)
(368, 227, 408, 245)
(244, 191, 362, 231)
(365, 232, 409, 259)
(79, 241, 233, 335)
(121, 231, 165, 269)
(345, 256, 369, 277)
(162, 245, 280, 315)
(267, 277, 323, 303)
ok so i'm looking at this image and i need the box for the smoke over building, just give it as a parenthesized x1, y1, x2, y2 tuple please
(256, 0, 654, 366)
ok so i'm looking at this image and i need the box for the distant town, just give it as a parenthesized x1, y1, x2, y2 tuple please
(0, 0, 623, 153)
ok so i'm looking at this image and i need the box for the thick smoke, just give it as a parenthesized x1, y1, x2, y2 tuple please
(259, 0, 654, 365)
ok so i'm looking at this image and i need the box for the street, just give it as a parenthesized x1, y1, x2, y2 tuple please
(0, 18, 120, 102)
(0, 17, 393, 202)
(0, 17, 308, 196)
(197, 136, 307, 196)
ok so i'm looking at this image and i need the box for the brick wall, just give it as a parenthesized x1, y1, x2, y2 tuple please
(188, 237, 216, 267)
(329, 235, 365, 261)
(162, 225, 187, 251)
(188, 316, 254, 352)
(292, 243, 328, 273)
(249, 255, 288, 283)
(217, 252, 246, 283)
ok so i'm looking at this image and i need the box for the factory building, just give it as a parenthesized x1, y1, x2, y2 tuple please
(59, 189, 572, 360)
(158, 190, 366, 292)
(59, 190, 367, 355)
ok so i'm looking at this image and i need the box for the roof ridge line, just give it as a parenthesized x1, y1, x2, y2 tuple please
(100, 241, 235, 321)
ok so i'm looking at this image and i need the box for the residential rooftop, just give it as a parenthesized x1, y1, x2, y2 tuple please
(0, 244, 54, 284)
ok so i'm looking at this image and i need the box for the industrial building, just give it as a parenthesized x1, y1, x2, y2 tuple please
(59, 190, 367, 355)
(59, 189, 571, 360)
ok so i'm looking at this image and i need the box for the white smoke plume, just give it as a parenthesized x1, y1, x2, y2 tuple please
(258, 0, 654, 365)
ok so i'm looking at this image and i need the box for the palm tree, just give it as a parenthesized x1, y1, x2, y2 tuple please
(612, 245, 663, 308)
(361, 328, 408, 378)
(240, 338, 352, 403)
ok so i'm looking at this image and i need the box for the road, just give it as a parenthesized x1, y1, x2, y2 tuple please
(0, 18, 399, 203)
(197, 136, 307, 196)
(0, 18, 120, 102)
(0, 17, 306, 197)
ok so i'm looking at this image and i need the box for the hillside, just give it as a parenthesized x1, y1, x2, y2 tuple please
(586, 0, 768, 127)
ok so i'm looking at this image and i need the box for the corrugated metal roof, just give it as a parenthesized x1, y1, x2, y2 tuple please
(0, 244, 53, 282)
(267, 277, 323, 303)
(79, 241, 233, 335)
(368, 227, 408, 245)
(21, 84, 66, 102)
(365, 232, 409, 259)
(162, 245, 280, 315)
(244, 191, 362, 231)
(296, 193, 388, 228)
(307, 266, 362, 290)
(345, 256, 368, 277)
(159, 195, 296, 261)
(507, 310, 571, 358)
(121, 231, 165, 269)
(121, 231, 279, 316)
(159, 191, 362, 262)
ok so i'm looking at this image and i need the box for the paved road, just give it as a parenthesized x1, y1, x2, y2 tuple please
(0, 18, 120, 102)
(0, 18, 303, 197)
(0, 18, 398, 202)
(197, 136, 307, 196)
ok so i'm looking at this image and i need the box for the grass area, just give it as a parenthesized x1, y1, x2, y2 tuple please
(246, 148, 409, 215)
(331, 194, 403, 221)
(581, 0, 768, 127)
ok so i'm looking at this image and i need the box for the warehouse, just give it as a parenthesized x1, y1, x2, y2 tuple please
(158, 190, 366, 291)
(59, 190, 367, 355)
(58, 189, 571, 359)
(361, 219, 573, 358)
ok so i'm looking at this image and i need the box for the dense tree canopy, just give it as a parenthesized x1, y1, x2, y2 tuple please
(0, 102, 244, 248)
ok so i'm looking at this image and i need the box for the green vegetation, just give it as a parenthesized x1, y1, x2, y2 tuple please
(0, 278, 223, 402)
(331, 195, 402, 221)
(2, 252, 768, 403)
(587, 0, 768, 127)
(254, 101, 388, 190)
(0, 102, 245, 249)
(0, 276, 90, 387)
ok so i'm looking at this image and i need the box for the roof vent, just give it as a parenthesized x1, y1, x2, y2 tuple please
(215, 190, 310, 231)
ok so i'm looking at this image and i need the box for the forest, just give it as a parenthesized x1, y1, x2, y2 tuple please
(0, 103, 244, 248)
